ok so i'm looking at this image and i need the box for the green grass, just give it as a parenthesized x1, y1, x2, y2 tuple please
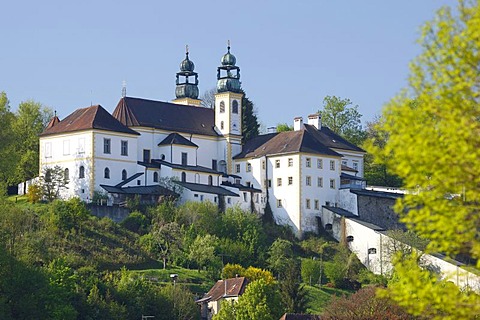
(304, 285, 352, 314)
(132, 267, 216, 294)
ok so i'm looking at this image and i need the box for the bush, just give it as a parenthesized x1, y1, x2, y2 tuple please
(27, 183, 42, 203)
(121, 211, 148, 234)
(301, 258, 322, 286)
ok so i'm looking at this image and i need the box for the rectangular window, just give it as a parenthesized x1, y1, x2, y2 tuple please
(275, 160, 280, 168)
(262, 160, 266, 170)
(277, 199, 282, 208)
(78, 138, 85, 154)
(63, 140, 70, 155)
(330, 178, 336, 189)
(353, 161, 359, 171)
(317, 159, 323, 169)
(306, 199, 311, 209)
(45, 142, 52, 158)
(255, 194, 259, 203)
(246, 163, 252, 172)
(306, 176, 311, 186)
(243, 192, 247, 202)
(103, 138, 111, 154)
(143, 149, 151, 163)
(314, 200, 319, 210)
(121, 140, 128, 156)
(317, 177, 323, 187)
(268, 179, 272, 188)
(306, 158, 311, 167)
(330, 160, 335, 171)
(277, 178, 282, 187)
(236, 164, 241, 173)
(212, 160, 217, 171)
(181, 152, 187, 166)
(288, 158, 293, 167)
(288, 176, 293, 185)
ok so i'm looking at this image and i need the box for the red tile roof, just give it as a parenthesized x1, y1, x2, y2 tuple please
(204, 277, 249, 302)
(40, 105, 139, 136)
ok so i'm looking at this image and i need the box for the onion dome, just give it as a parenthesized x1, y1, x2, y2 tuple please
(217, 41, 241, 93)
(175, 45, 199, 99)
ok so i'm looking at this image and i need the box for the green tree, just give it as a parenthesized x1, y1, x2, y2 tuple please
(188, 234, 221, 275)
(148, 222, 183, 269)
(279, 259, 307, 314)
(40, 165, 69, 202)
(235, 279, 282, 320)
(241, 88, 260, 142)
(319, 95, 365, 145)
(12, 100, 53, 187)
(266, 239, 293, 279)
(0, 92, 16, 185)
(276, 123, 293, 132)
(368, 1, 480, 318)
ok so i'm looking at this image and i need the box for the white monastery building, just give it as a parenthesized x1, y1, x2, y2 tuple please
(38, 45, 366, 236)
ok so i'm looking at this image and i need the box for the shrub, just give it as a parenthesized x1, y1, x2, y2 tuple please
(27, 183, 42, 203)
(121, 211, 148, 234)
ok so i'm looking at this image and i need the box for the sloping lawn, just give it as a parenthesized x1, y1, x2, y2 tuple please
(305, 285, 352, 314)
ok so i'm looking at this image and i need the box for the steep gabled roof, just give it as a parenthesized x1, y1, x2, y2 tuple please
(40, 105, 139, 137)
(112, 96, 218, 136)
(158, 133, 198, 147)
(234, 129, 341, 159)
(304, 124, 365, 153)
(201, 277, 249, 302)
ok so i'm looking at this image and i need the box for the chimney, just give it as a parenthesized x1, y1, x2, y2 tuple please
(294, 117, 303, 131)
(308, 113, 321, 129)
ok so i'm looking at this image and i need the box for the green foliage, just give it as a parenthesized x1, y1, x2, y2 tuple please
(319, 95, 365, 145)
(26, 183, 43, 203)
(279, 259, 308, 314)
(188, 234, 220, 273)
(276, 123, 293, 132)
(48, 198, 89, 232)
(144, 222, 183, 269)
(267, 239, 293, 278)
(234, 279, 282, 320)
(301, 258, 322, 286)
(323, 246, 363, 289)
(121, 211, 149, 234)
(40, 165, 69, 202)
(240, 88, 260, 142)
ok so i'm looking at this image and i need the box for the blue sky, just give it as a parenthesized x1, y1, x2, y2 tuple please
(1, 0, 456, 130)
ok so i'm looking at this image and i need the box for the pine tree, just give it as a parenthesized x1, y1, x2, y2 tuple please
(240, 89, 259, 143)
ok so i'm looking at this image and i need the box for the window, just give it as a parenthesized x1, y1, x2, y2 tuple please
(121, 140, 128, 156)
(104, 138, 111, 154)
(353, 161, 359, 171)
(314, 200, 319, 210)
(306, 176, 311, 186)
(181, 152, 188, 166)
(153, 172, 158, 182)
(181, 172, 186, 182)
(208, 175, 213, 185)
(212, 160, 217, 171)
(122, 169, 127, 180)
(195, 173, 200, 183)
(137, 180, 141, 186)
(78, 138, 85, 154)
(342, 160, 348, 166)
(45, 142, 52, 158)
(306, 158, 311, 167)
(220, 121, 224, 130)
(220, 101, 225, 113)
(79, 166, 85, 179)
(317, 177, 323, 187)
(317, 159, 323, 169)
(288, 177, 293, 185)
(232, 100, 239, 114)
(143, 149, 151, 163)
(255, 194, 259, 203)
(306, 199, 311, 209)
(288, 158, 293, 167)
(104, 167, 110, 179)
(262, 161, 266, 169)
(63, 140, 70, 155)
(330, 160, 335, 171)
(325, 223, 333, 231)
(268, 179, 272, 188)
(243, 192, 247, 202)
(246, 163, 252, 172)
(330, 178, 336, 189)
(236, 164, 241, 173)
(368, 248, 377, 254)
(277, 178, 282, 186)
(275, 160, 280, 168)
(64, 168, 69, 180)
(227, 197, 231, 204)
(277, 199, 282, 208)
(346, 236, 354, 242)
(200, 195, 204, 201)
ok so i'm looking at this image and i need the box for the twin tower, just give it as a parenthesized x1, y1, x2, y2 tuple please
(172, 44, 244, 140)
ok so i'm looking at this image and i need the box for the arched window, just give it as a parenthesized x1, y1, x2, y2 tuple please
(232, 100, 239, 114)
(195, 173, 200, 183)
(64, 168, 69, 181)
(104, 167, 110, 179)
(181, 172, 186, 182)
(153, 172, 158, 182)
(122, 169, 127, 180)
(221, 121, 224, 130)
(79, 166, 85, 179)
(208, 175, 213, 185)
(219, 101, 225, 113)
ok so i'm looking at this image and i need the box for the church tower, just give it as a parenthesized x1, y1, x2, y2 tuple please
(214, 42, 244, 173)
(172, 46, 202, 107)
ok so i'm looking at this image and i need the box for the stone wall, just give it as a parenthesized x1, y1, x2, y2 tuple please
(357, 194, 405, 230)
(87, 204, 130, 223)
